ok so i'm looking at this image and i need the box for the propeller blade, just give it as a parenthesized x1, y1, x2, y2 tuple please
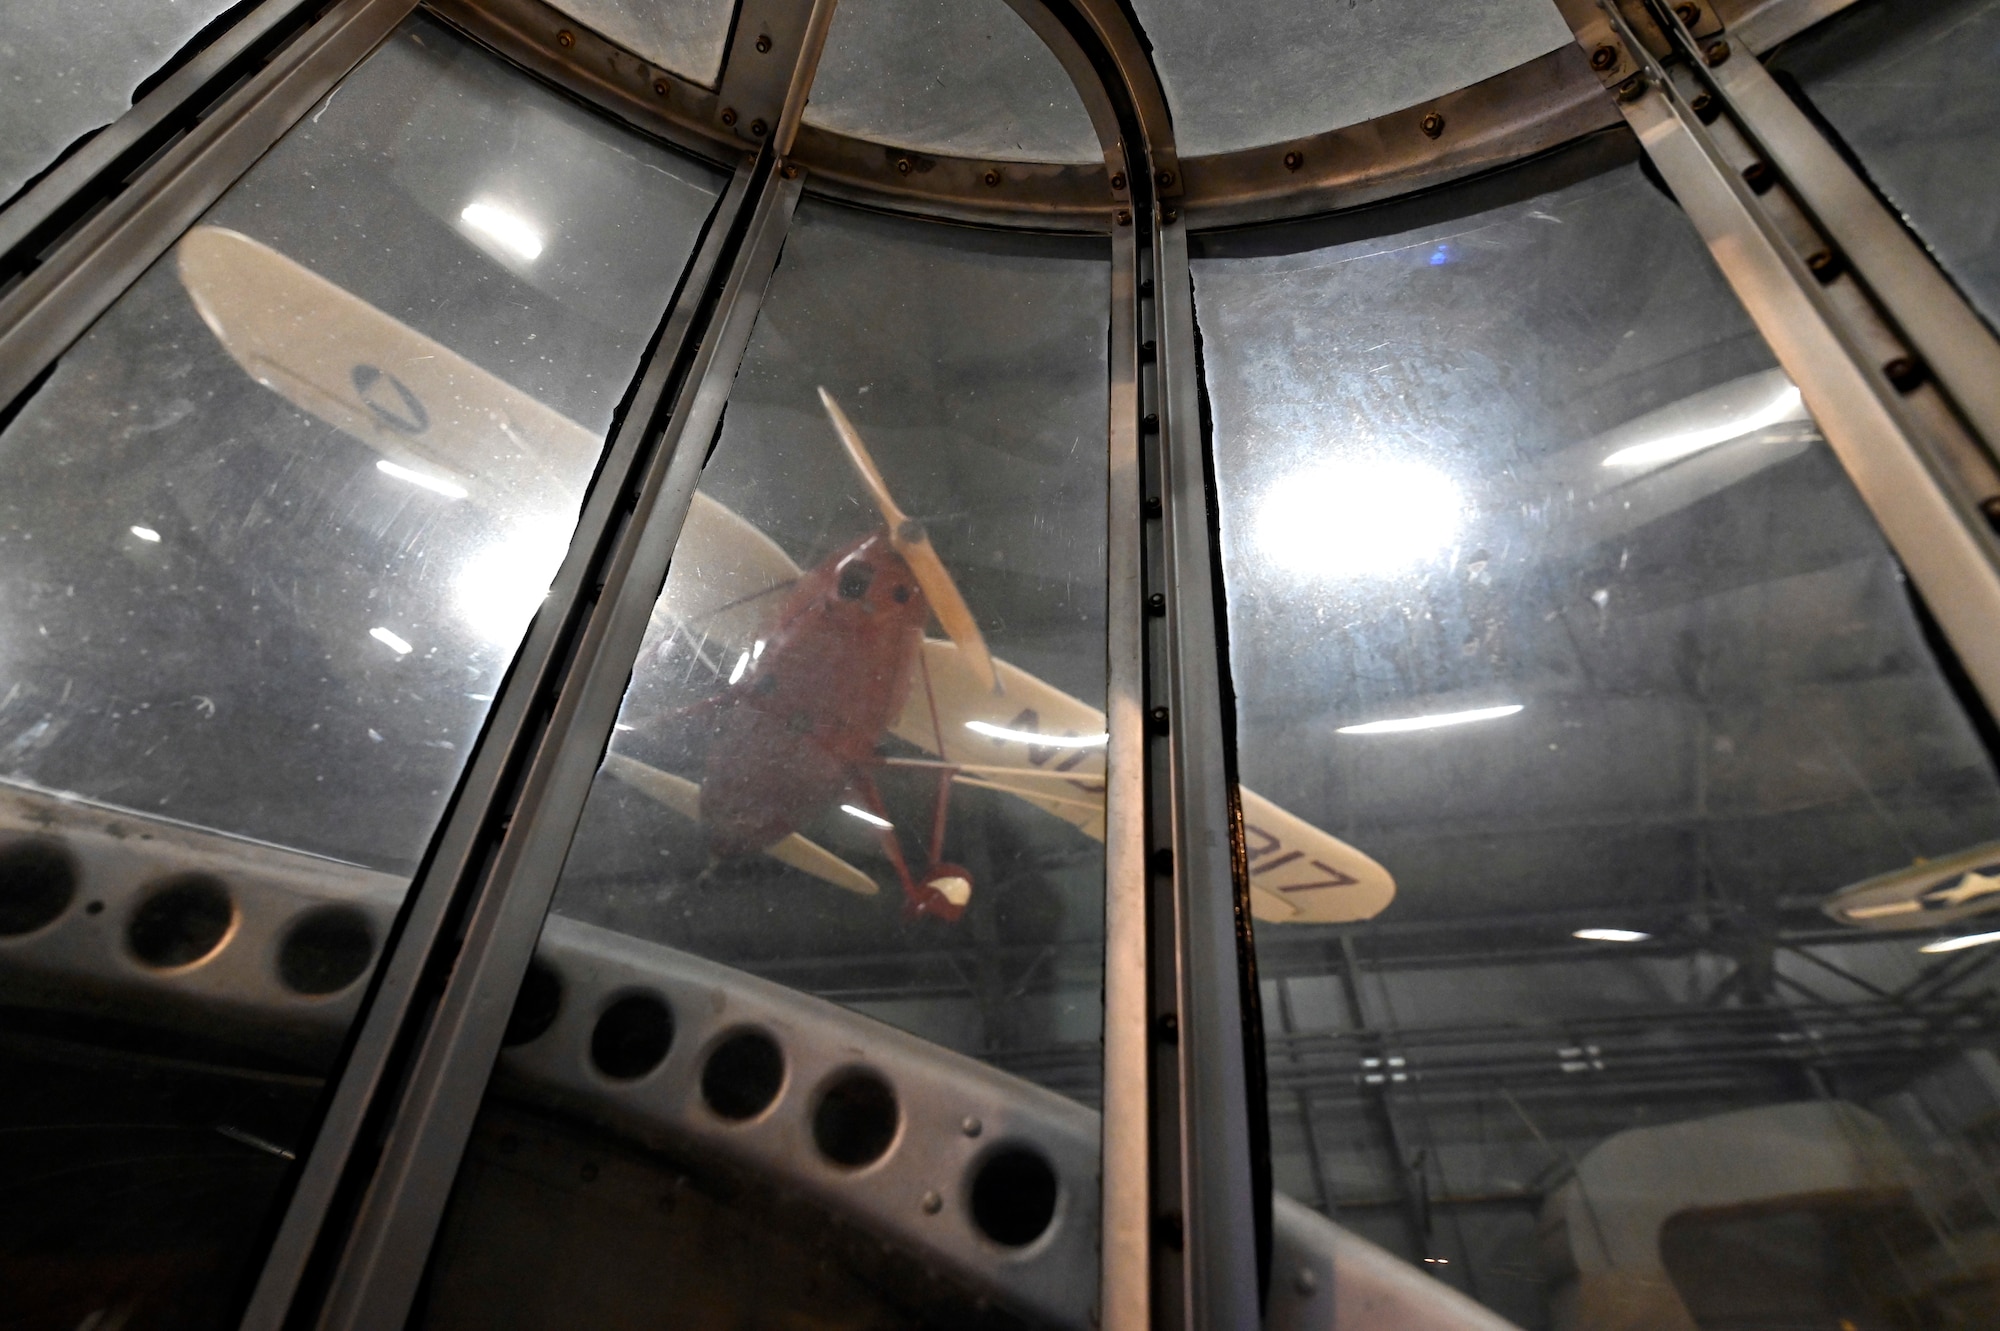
(817, 387, 1000, 693)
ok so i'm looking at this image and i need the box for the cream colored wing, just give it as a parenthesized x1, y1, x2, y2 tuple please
(601, 753, 878, 897)
(177, 225, 593, 519)
(888, 640, 1395, 924)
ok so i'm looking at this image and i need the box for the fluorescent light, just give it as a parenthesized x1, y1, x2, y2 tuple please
(841, 803, 893, 830)
(1574, 928, 1651, 943)
(1602, 384, 1803, 469)
(377, 459, 467, 499)
(1257, 458, 1460, 579)
(728, 651, 751, 685)
(459, 201, 544, 261)
(370, 626, 413, 655)
(1920, 930, 2000, 954)
(1338, 703, 1523, 735)
(129, 525, 161, 542)
(965, 720, 1109, 748)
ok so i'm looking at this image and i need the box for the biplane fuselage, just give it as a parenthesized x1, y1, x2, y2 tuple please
(697, 529, 933, 875)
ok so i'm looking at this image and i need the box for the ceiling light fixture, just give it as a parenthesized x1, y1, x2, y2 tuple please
(370, 626, 413, 655)
(459, 200, 545, 261)
(377, 458, 468, 499)
(1920, 929, 2000, 954)
(1337, 703, 1523, 735)
(1601, 384, 1803, 469)
(1573, 928, 1651, 943)
(840, 803, 893, 830)
(965, 721, 1108, 748)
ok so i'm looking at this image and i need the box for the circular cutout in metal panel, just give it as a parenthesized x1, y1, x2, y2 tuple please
(590, 992, 674, 1079)
(812, 1070, 900, 1167)
(701, 1029, 785, 1120)
(504, 960, 564, 1047)
(126, 874, 234, 969)
(968, 1145, 1059, 1247)
(276, 905, 375, 994)
(0, 836, 78, 937)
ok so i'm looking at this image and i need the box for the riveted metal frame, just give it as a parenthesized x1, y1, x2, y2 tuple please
(1553, 0, 2000, 720)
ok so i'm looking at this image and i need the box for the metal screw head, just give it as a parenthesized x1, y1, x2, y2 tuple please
(1689, 91, 1718, 121)
(1149, 706, 1170, 735)
(557, 28, 575, 47)
(755, 33, 772, 52)
(1676, 3, 1701, 23)
(1590, 44, 1618, 71)
(1140, 412, 1159, 434)
(1115, 208, 1132, 226)
(1139, 339, 1157, 362)
(983, 169, 1001, 187)
(1110, 172, 1127, 191)
(896, 157, 912, 175)
(921, 1190, 943, 1215)
(750, 119, 767, 138)
(653, 78, 669, 97)
(1420, 112, 1445, 139)
(1283, 150, 1303, 171)
(1148, 592, 1166, 617)
(1884, 356, 1926, 392)
(1617, 74, 1650, 103)
(1741, 160, 1775, 193)
(1142, 496, 1162, 518)
(1806, 248, 1841, 282)
(1704, 40, 1731, 66)
(1163, 207, 1178, 223)
(1155, 168, 1174, 187)
(961, 1116, 983, 1138)
(1294, 1267, 1318, 1296)
(1158, 1012, 1179, 1044)
(780, 161, 800, 180)
(720, 107, 737, 126)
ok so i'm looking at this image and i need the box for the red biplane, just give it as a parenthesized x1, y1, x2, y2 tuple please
(176, 225, 1398, 926)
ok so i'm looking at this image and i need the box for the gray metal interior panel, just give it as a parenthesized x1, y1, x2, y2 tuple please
(544, 0, 737, 87)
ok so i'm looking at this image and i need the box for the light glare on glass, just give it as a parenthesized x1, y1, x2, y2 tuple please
(840, 803, 894, 830)
(459, 200, 545, 261)
(1337, 703, 1523, 735)
(370, 626, 413, 655)
(454, 517, 569, 648)
(1573, 927, 1651, 943)
(130, 526, 162, 542)
(1256, 457, 1460, 579)
(964, 720, 1109, 748)
(376, 458, 468, 499)
(1920, 929, 2000, 954)
(1601, 384, 1803, 469)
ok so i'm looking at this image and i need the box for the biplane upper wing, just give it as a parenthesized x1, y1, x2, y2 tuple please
(178, 224, 1395, 924)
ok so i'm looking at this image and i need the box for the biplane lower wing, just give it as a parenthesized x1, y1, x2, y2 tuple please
(177, 224, 1396, 924)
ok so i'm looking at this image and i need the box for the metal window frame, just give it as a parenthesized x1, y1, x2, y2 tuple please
(1553, 0, 2000, 716)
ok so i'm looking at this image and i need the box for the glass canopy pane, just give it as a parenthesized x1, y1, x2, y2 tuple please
(0, 17, 723, 1326)
(1128, 0, 1575, 157)
(416, 200, 1111, 1326)
(1196, 151, 2000, 1324)
(1769, 0, 2000, 329)
(0, 0, 238, 203)
(805, 0, 1101, 163)
(545, 0, 737, 88)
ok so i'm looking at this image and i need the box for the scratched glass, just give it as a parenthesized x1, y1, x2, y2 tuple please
(415, 201, 1110, 1327)
(0, 17, 723, 1328)
(1124, 0, 1573, 157)
(1197, 144, 2000, 1324)
(1768, 0, 2000, 330)
(0, 0, 240, 202)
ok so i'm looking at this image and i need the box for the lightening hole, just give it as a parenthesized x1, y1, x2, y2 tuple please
(127, 874, 233, 969)
(277, 905, 374, 994)
(0, 837, 77, 936)
(702, 1029, 784, 1120)
(814, 1071, 899, 1167)
(970, 1147, 1058, 1247)
(590, 992, 673, 1079)
(504, 960, 563, 1047)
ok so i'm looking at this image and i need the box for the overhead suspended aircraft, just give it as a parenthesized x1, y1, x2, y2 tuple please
(174, 224, 1395, 925)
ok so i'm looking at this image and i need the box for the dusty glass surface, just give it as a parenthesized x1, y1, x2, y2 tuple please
(545, 0, 737, 88)
(1770, 0, 2000, 329)
(1197, 150, 2000, 1325)
(0, 0, 238, 203)
(0, 17, 723, 1328)
(415, 202, 1110, 1327)
(1126, 0, 1573, 157)
(805, 0, 1100, 163)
